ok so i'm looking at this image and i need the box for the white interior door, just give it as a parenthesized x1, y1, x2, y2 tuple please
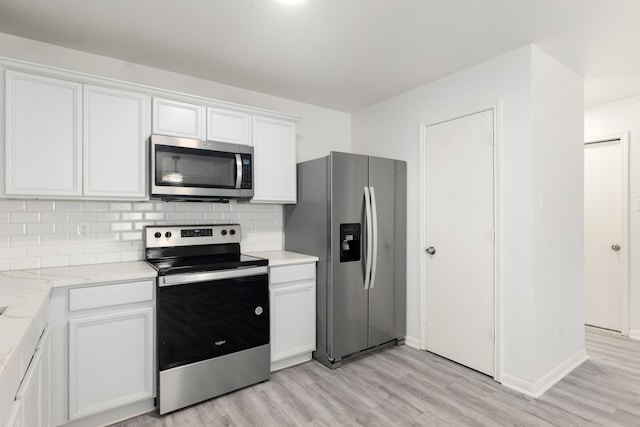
(424, 110, 494, 376)
(584, 138, 626, 332)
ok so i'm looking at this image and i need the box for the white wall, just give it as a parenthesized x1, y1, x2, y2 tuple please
(0, 32, 351, 271)
(531, 48, 585, 383)
(585, 96, 640, 337)
(352, 44, 585, 395)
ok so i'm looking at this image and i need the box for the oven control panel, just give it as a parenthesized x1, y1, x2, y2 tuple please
(145, 224, 241, 248)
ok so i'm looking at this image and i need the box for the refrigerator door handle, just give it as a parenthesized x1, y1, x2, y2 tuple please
(369, 186, 378, 289)
(364, 186, 373, 290)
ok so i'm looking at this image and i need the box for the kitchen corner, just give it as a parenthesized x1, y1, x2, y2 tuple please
(0, 261, 157, 425)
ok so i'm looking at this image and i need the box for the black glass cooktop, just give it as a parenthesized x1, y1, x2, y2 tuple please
(147, 253, 267, 276)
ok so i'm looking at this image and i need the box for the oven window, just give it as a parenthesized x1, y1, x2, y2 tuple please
(157, 273, 269, 371)
(155, 145, 236, 188)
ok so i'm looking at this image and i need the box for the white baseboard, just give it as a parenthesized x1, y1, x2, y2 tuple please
(404, 335, 421, 349)
(628, 329, 640, 340)
(501, 349, 588, 398)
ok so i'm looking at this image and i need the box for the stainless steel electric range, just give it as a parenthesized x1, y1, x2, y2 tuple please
(144, 224, 270, 415)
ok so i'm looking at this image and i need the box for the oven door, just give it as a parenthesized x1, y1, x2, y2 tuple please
(150, 134, 253, 200)
(157, 266, 269, 372)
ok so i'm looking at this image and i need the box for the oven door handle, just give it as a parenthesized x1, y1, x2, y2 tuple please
(159, 266, 268, 287)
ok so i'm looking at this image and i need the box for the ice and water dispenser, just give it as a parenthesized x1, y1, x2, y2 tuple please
(339, 223, 361, 262)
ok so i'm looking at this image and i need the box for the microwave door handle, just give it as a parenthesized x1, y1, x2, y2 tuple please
(235, 154, 242, 189)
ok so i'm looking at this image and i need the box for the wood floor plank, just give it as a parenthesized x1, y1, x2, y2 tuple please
(111, 327, 640, 426)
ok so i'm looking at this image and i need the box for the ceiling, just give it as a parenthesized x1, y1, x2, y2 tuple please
(0, 0, 639, 112)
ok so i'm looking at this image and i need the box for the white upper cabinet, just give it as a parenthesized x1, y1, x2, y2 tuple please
(84, 85, 148, 198)
(5, 70, 149, 199)
(206, 106, 251, 145)
(152, 98, 205, 139)
(5, 70, 82, 196)
(252, 115, 297, 204)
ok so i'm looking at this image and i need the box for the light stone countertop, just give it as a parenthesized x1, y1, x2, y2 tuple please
(246, 250, 319, 267)
(0, 261, 157, 405)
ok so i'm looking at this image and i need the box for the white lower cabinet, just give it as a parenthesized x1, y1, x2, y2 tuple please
(50, 279, 155, 427)
(269, 262, 316, 371)
(68, 308, 153, 420)
(13, 326, 51, 427)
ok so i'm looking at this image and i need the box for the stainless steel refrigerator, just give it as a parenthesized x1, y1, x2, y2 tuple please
(284, 151, 406, 369)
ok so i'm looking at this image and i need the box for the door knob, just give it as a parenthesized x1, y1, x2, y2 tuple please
(426, 246, 436, 255)
(611, 244, 621, 251)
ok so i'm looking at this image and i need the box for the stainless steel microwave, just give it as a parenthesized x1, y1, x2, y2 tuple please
(150, 134, 253, 201)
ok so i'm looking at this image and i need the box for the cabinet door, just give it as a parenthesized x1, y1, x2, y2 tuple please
(84, 86, 149, 198)
(15, 327, 50, 427)
(38, 327, 51, 427)
(206, 107, 251, 145)
(5, 70, 82, 196)
(68, 308, 153, 420)
(252, 115, 297, 203)
(270, 265, 316, 364)
(152, 97, 204, 139)
(3, 401, 22, 427)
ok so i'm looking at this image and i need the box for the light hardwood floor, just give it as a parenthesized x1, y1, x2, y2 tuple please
(113, 327, 640, 426)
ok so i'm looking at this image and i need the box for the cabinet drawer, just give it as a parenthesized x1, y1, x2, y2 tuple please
(270, 263, 315, 284)
(69, 280, 153, 311)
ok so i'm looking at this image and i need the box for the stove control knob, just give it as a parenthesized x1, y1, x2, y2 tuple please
(154, 232, 161, 239)
(229, 229, 236, 236)
(165, 232, 172, 238)
(255, 306, 264, 316)
(221, 230, 228, 236)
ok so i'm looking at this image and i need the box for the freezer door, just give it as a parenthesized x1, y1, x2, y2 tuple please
(368, 156, 407, 347)
(329, 152, 370, 361)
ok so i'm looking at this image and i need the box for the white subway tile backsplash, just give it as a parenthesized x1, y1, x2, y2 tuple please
(109, 202, 133, 211)
(10, 235, 39, 246)
(69, 212, 96, 222)
(10, 212, 39, 223)
(120, 251, 143, 262)
(26, 223, 55, 235)
(0, 200, 26, 211)
(111, 222, 133, 231)
(26, 245, 56, 258)
(55, 201, 83, 211)
(133, 202, 154, 211)
(41, 212, 70, 222)
(82, 242, 110, 254)
(96, 212, 121, 221)
(40, 256, 69, 268)
(204, 212, 224, 221)
(56, 245, 83, 256)
(0, 247, 26, 259)
(144, 212, 164, 221)
(0, 200, 284, 271)
(54, 222, 77, 234)
(69, 254, 96, 266)
(165, 212, 186, 221)
(0, 223, 25, 235)
(122, 212, 143, 221)
(83, 201, 110, 211)
(10, 258, 40, 270)
(185, 212, 205, 220)
(25, 200, 55, 211)
(121, 232, 143, 241)
(95, 232, 121, 242)
(41, 234, 69, 245)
